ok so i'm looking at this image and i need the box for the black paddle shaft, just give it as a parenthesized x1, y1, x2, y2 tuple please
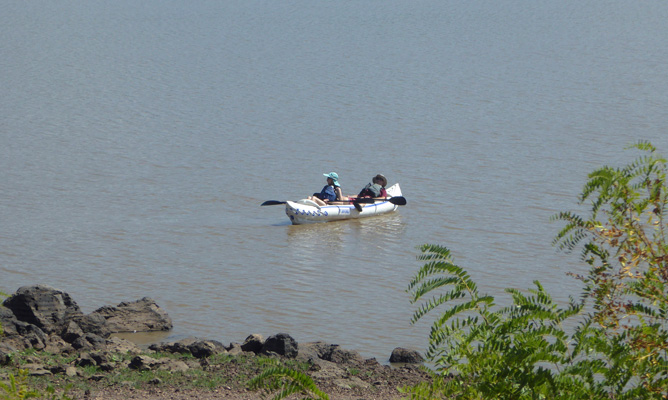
(261, 197, 405, 206)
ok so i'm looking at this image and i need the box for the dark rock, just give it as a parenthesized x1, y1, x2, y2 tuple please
(298, 341, 334, 360)
(49, 365, 67, 374)
(0, 306, 20, 336)
(75, 313, 110, 338)
(226, 342, 243, 356)
(14, 321, 48, 350)
(240, 334, 264, 354)
(262, 333, 298, 358)
(149, 337, 197, 354)
(90, 351, 110, 365)
(72, 333, 107, 351)
(44, 334, 73, 354)
(89, 297, 172, 333)
(297, 342, 364, 365)
(129, 355, 161, 371)
(76, 353, 97, 367)
(99, 362, 115, 372)
(189, 340, 226, 358)
(0, 344, 15, 366)
(149, 338, 225, 358)
(1, 308, 50, 352)
(389, 347, 424, 364)
(61, 321, 85, 343)
(2, 285, 83, 334)
(323, 345, 365, 365)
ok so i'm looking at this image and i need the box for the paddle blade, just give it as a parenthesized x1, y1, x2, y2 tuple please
(261, 200, 287, 206)
(389, 196, 407, 206)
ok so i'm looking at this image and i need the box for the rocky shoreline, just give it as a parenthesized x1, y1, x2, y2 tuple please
(1, 285, 430, 399)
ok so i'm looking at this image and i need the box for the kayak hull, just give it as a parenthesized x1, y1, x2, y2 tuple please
(285, 184, 402, 225)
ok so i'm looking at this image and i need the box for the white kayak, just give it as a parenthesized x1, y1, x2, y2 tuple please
(285, 184, 403, 225)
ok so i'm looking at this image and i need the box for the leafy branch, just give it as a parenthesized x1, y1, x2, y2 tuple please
(247, 361, 329, 400)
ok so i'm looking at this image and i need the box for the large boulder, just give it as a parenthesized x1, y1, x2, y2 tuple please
(75, 313, 110, 338)
(89, 297, 172, 333)
(323, 345, 365, 365)
(389, 347, 424, 364)
(188, 340, 226, 358)
(262, 333, 298, 358)
(240, 334, 264, 354)
(2, 285, 83, 334)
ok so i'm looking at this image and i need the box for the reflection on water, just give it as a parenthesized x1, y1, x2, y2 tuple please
(285, 213, 406, 266)
(287, 220, 349, 246)
(351, 213, 407, 246)
(286, 212, 405, 241)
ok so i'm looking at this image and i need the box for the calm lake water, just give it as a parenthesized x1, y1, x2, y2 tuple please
(2, 0, 667, 361)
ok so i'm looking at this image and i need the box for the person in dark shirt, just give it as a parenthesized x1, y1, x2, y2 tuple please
(351, 174, 388, 211)
(309, 172, 344, 206)
(357, 174, 388, 198)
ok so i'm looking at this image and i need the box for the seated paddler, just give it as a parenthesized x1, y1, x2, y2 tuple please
(308, 172, 345, 206)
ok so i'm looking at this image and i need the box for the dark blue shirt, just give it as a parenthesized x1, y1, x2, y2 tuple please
(318, 185, 337, 202)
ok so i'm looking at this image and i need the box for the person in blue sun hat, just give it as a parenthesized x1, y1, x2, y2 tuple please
(308, 172, 345, 206)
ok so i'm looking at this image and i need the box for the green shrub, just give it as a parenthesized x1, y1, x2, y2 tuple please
(402, 142, 668, 399)
(248, 359, 329, 400)
(403, 244, 582, 399)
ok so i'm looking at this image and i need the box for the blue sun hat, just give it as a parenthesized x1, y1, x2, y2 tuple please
(323, 172, 340, 187)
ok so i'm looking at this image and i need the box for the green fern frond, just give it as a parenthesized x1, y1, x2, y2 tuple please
(409, 291, 466, 323)
(408, 276, 467, 303)
(248, 365, 329, 400)
(431, 296, 494, 328)
(417, 243, 452, 259)
(0, 370, 41, 399)
(626, 303, 660, 318)
(551, 212, 596, 252)
(408, 259, 475, 296)
(629, 140, 656, 153)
